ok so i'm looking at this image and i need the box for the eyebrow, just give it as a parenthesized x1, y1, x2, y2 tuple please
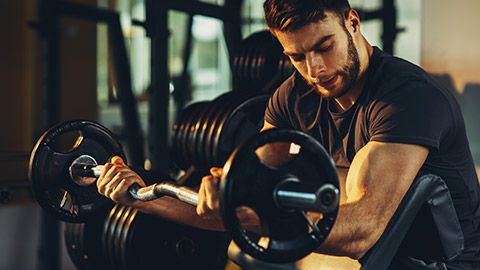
(283, 34, 335, 56)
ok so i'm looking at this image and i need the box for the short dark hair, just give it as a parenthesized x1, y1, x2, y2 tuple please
(264, 0, 351, 33)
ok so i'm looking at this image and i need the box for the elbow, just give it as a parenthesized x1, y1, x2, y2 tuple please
(347, 229, 381, 260)
(342, 239, 373, 260)
(347, 232, 380, 260)
(348, 244, 370, 260)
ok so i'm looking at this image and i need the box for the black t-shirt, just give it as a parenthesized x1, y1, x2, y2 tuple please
(265, 47, 480, 262)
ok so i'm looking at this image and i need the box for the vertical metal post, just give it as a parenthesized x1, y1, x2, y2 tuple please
(382, 0, 397, 55)
(37, 0, 60, 269)
(108, 14, 145, 167)
(223, 0, 243, 69)
(173, 14, 194, 121)
(148, 0, 170, 172)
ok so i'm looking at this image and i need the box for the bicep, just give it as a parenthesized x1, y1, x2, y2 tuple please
(345, 141, 429, 218)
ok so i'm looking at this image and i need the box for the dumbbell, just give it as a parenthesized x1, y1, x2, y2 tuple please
(29, 119, 340, 263)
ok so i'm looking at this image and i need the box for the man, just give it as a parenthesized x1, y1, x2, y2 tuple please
(97, 0, 480, 268)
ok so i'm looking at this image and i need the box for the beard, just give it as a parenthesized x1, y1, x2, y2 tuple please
(305, 28, 360, 99)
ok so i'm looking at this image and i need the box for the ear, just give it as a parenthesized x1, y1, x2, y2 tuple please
(346, 9, 361, 33)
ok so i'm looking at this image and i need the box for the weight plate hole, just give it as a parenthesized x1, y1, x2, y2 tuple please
(255, 141, 299, 168)
(52, 130, 84, 154)
(235, 205, 270, 247)
(45, 188, 78, 216)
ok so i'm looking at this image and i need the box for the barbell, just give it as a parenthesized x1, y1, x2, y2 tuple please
(29, 119, 340, 263)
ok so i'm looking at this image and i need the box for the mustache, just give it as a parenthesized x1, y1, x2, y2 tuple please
(308, 74, 336, 85)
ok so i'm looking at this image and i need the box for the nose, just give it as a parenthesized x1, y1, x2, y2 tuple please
(306, 54, 326, 78)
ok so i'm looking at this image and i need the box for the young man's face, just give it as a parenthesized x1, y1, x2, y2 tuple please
(274, 12, 360, 99)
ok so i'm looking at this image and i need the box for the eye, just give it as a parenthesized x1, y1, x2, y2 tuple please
(289, 54, 304, 62)
(316, 44, 332, 53)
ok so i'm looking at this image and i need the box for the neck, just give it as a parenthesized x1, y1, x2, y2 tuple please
(332, 40, 373, 112)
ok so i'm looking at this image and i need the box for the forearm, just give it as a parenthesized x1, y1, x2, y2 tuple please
(312, 200, 383, 259)
(134, 196, 226, 232)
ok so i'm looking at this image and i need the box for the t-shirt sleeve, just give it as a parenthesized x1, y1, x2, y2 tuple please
(369, 79, 454, 151)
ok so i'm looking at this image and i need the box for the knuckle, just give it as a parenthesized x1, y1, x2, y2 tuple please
(113, 171, 127, 181)
(201, 175, 211, 184)
(123, 177, 136, 185)
(110, 192, 120, 202)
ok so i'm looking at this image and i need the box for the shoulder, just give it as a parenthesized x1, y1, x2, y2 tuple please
(367, 47, 456, 107)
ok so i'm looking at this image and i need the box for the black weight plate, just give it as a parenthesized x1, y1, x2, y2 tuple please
(255, 32, 274, 84)
(114, 206, 135, 270)
(202, 92, 240, 168)
(64, 209, 110, 270)
(194, 93, 232, 170)
(119, 207, 139, 270)
(220, 129, 339, 263)
(65, 223, 85, 269)
(173, 103, 198, 170)
(105, 204, 127, 270)
(187, 104, 210, 167)
(210, 93, 259, 167)
(215, 94, 269, 166)
(246, 34, 264, 83)
(249, 41, 263, 84)
(209, 93, 253, 166)
(29, 120, 123, 223)
(101, 204, 119, 269)
(260, 37, 283, 87)
(121, 211, 227, 269)
(233, 30, 257, 83)
(181, 102, 209, 168)
(232, 34, 251, 83)
(172, 102, 198, 168)
(174, 102, 208, 170)
(240, 33, 261, 86)
(204, 91, 247, 168)
(254, 41, 267, 84)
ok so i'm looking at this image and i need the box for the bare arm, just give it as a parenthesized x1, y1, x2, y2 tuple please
(96, 157, 225, 231)
(312, 141, 429, 259)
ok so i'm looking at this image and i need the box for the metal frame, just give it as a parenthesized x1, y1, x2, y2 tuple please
(357, 0, 401, 55)
(31, 0, 145, 167)
(30, 1, 147, 269)
(145, 0, 243, 172)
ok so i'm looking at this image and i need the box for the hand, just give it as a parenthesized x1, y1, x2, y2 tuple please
(197, 167, 222, 218)
(96, 156, 146, 206)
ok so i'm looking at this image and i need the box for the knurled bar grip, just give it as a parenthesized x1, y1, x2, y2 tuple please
(71, 164, 337, 213)
(128, 182, 199, 205)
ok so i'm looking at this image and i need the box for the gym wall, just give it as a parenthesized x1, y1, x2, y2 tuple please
(421, 0, 480, 172)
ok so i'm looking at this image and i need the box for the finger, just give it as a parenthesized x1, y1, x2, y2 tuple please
(210, 167, 223, 178)
(198, 175, 221, 218)
(204, 175, 220, 196)
(100, 165, 134, 196)
(197, 175, 207, 215)
(197, 175, 212, 216)
(197, 175, 214, 217)
(97, 162, 114, 195)
(111, 156, 125, 165)
(110, 176, 139, 203)
(204, 177, 220, 214)
(104, 170, 137, 197)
